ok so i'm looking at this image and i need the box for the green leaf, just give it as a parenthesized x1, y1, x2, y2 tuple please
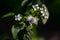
(30, 8, 34, 14)
(21, 0, 28, 6)
(25, 11, 30, 16)
(11, 23, 25, 40)
(11, 25, 20, 40)
(1, 13, 14, 18)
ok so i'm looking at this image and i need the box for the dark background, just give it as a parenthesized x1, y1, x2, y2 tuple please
(0, 0, 60, 40)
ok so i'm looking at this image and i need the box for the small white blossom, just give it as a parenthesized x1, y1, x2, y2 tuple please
(35, 4, 39, 7)
(40, 8, 43, 10)
(37, 6, 40, 9)
(15, 14, 22, 21)
(27, 15, 38, 26)
(45, 9, 47, 12)
(33, 8, 36, 11)
(44, 15, 48, 19)
(32, 4, 40, 11)
(42, 13, 45, 16)
(41, 10, 44, 13)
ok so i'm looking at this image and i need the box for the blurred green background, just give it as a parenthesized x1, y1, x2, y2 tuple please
(0, 0, 60, 40)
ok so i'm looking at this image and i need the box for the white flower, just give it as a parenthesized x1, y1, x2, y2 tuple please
(44, 15, 48, 19)
(32, 4, 40, 11)
(41, 10, 44, 13)
(45, 9, 47, 12)
(15, 14, 22, 21)
(27, 15, 38, 26)
(35, 4, 39, 6)
(42, 13, 45, 16)
(40, 8, 43, 10)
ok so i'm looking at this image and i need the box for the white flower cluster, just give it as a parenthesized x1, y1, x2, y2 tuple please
(32, 4, 40, 11)
(40, 4, 49, 24)
(15, 14, 22, 21)
(40, 4, 49, 19)
(32, 4, 49, 19)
